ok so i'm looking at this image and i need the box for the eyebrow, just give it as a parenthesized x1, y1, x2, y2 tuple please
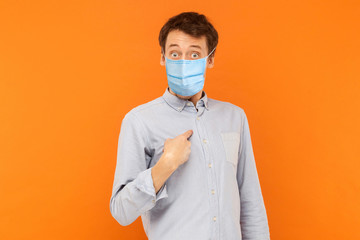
(168, 44, 202, 49)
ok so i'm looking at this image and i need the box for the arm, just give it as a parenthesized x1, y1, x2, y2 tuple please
(152, 154, 177, 194)
(237, 110, 271, 240)
(109, 112, 170, 226)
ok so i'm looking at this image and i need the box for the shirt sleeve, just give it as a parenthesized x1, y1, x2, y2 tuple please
(237, 110, 271, 240)
(109, 112, 169, 226)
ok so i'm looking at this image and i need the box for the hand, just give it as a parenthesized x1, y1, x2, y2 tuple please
(161, 130, 193, 170)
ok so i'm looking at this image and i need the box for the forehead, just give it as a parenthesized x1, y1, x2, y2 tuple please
(166, 29, 207, 50)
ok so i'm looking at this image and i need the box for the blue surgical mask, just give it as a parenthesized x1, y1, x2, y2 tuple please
(163, 47, 216, 97)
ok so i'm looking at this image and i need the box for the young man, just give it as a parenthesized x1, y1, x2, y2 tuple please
(110, 12, 270, 240)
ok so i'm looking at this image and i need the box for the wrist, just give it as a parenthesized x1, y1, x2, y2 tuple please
(159, 152, 178, 172)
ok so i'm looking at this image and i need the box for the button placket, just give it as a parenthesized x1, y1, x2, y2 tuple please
(195, 110, 219, 239)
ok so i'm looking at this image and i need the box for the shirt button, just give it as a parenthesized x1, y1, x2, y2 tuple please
(196, 116, 200, 120)
(152, 199, 155, 203)
(208, 163, 212, 168)
(211, 189, 215, 195)
(177, 107, 181, 111)
(203, 139, 208, 143)
(187, 102, 192, 106)
(213, 216, 217, 221)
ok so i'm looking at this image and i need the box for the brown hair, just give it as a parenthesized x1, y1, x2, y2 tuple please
(158, 12, 218, 57)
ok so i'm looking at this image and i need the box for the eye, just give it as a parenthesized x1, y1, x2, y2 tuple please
(171, 52, 179, 58)
(191, 52, 199, 58)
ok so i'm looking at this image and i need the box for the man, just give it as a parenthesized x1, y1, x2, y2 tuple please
(110, 12, 270, 240)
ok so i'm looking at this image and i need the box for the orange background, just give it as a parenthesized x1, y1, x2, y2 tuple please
(1, 0, 359, 239)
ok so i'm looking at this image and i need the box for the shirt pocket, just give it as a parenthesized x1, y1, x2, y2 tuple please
(220, 131, 240, 167)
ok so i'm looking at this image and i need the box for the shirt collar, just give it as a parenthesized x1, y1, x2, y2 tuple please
(162, 87, 209, 112)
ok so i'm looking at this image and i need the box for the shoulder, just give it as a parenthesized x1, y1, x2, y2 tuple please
(208, 97, 246, 116)
(123, 96, 165, 121)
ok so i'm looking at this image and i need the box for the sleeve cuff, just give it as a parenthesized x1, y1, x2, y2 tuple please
(134, 167, 169, 208)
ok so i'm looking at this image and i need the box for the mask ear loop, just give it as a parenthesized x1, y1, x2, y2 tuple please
(206, 46, 217, 59)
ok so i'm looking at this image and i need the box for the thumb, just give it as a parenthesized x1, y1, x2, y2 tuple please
(182, 129, 193, 139)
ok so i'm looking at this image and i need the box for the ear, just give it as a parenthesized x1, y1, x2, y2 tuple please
(207, 55, 215, 68)
(160, 53, 165, 66)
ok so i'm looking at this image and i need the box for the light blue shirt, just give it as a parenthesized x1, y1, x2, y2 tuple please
(110, 87, 270, 240)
